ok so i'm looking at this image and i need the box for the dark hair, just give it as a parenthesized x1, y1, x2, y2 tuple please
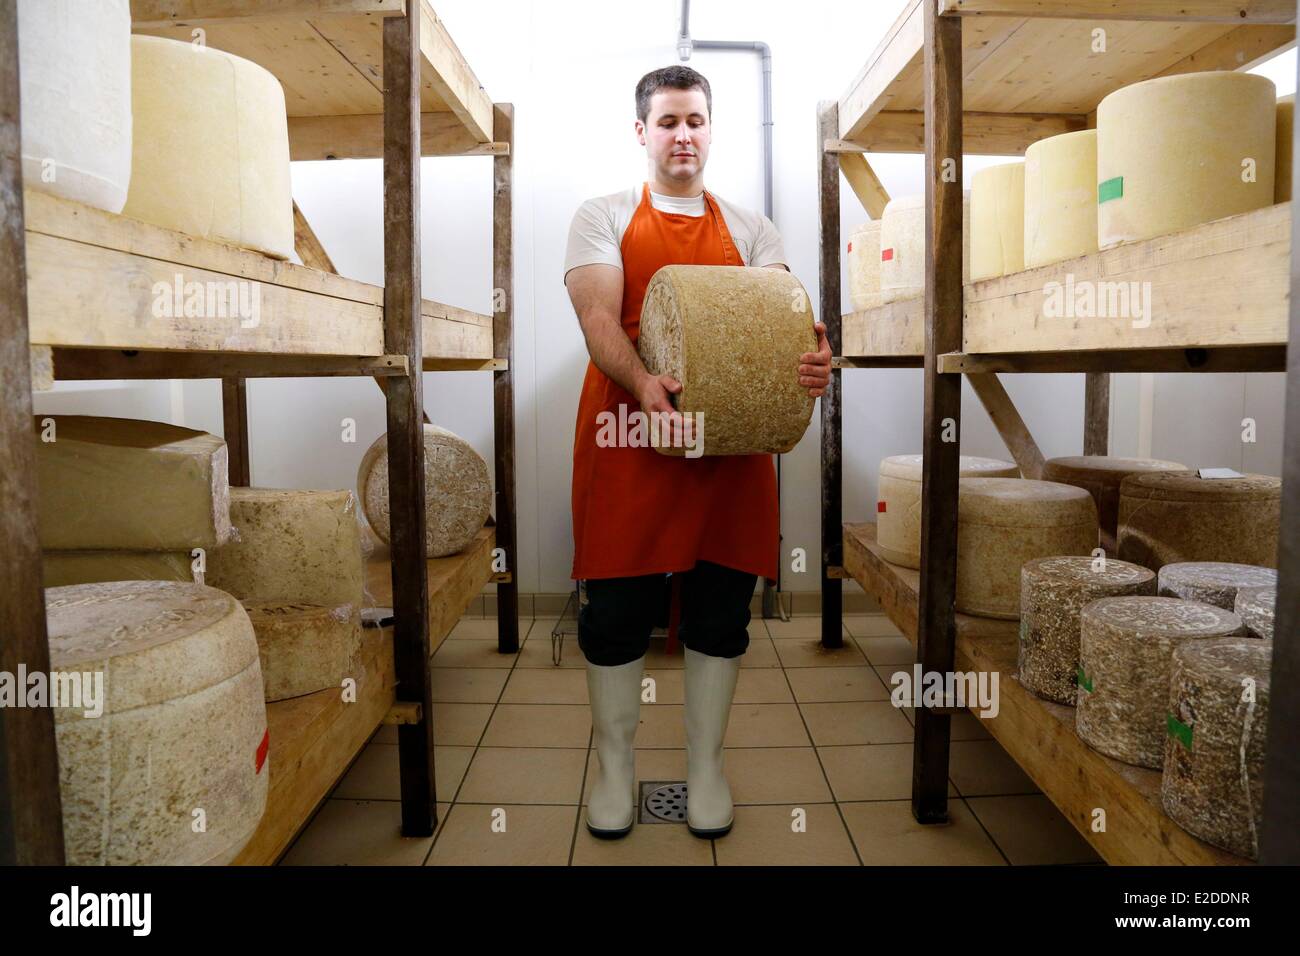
(635, 65, 712, 123)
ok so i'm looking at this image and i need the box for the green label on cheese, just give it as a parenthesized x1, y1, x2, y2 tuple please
(1098, 176, 1124, 205)
(1167, 713, 1193, 750)
(1076, 666, 1093, 693)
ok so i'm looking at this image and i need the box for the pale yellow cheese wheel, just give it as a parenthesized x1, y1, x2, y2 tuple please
(244, 601, 362, 702)
(124, 35, 293, 258)
(43, 550, 202, 588)
(969, 161, 1025, 280)
(956, 478, 1099, 619)
(1024, 129, 1098, 268)
(46, 581, 268, 865)
(1276, 95, 1293, 203)
(1097, 71, 1277, 248)
(876, 454, 1019, 569)
(34, 416, 233, 551)
(638, 265, 816, 456)
(847, 220, 883, 312)
(879, 193, 971, 302)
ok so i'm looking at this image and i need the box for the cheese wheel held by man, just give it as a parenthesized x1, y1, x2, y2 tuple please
(637, 265, 815, 456)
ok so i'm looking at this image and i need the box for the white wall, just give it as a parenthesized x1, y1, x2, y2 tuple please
(35, 0, 1292, 595)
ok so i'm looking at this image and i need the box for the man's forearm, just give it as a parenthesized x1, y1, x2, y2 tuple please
(581, 314, 650, 399)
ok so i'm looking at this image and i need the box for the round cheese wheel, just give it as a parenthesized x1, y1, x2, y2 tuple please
(879, 192, 971, 302)
(46, 581, 268, 865)
(876, 454, 1018, 569)
(124, 35, 293, 258)
(17, 0, 132, 213)
(244, 601, 362, 702)
(1018, 555, 1155, 705)
(206, 488, 364, 608)
(1163, 637, 1271, 860)
(1097, 71, 1277, 249)
(1076, 596, 1244, 768)
(638, 264, 816, 456)
(358, 424, 492, 557)
(1117, 472, 1281, 572)
(1024, 129, 1098, 268)
(1157, 561, 1278, 610)
(1041, 455, 1188, 554)
(1233, 585, 1276, 640)
(847, 220, 883, 312)
(956, 478, 1099, 619)
(969, 161, 1025, 280)
(1276, 95, 1293, 203)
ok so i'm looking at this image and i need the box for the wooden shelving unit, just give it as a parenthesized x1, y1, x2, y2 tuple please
(818, 0, 1299, 865)
(0, 0, 518, 865)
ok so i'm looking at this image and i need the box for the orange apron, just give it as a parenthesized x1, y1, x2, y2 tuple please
(571, 183, 779, 583)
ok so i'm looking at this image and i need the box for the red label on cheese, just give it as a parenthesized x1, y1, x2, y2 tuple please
(877, 501, 887, 513)
(255, 729, 270, 774)
(881, 248, 894, 262)
(847, 241, 853, 252)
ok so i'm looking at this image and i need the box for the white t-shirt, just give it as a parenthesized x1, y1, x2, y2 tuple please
(563, 185, 787, 277)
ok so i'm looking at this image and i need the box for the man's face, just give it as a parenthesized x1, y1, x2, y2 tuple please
(636, 87, 710, 183)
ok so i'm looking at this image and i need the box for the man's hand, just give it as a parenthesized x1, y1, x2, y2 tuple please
(800, 321, 833, 398)
(634, 371, 693, 448)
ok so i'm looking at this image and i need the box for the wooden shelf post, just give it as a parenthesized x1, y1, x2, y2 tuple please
(492, 103, 520, 654)
(818, 101, 845, 650)
(913, 1, 963, 825)
(383, 2, 436, 839)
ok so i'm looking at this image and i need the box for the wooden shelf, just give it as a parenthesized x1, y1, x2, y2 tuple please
(841, 203, 1289, 369)
(839, 0, 1295, 154)
(132, 0, 498, 158)
(24, 191, 495, 374)
(842, 522, 1247, 866)
(231, 525, 495, 865)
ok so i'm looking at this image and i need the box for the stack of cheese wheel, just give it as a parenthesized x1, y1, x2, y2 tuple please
(637, 265, 816, 456)
(359, 424, 494, 555)
(123, 35, 293, 259)
(1024, 129, 1098, 268)
(1277, 95, 1294, 203)
(847, 220, 883, 311)
(1041, 455, 1188, 554)
(17, 0, 132, 213)
(956, 478, 1099, 619)
(1163, 637, 1271, 860)
(1117, 472, 1281, 571)
(1018, 555, 1155, 705)
(206, 488, 364, 701)
(1076, 596, 1244, 768)
(876, 454, 1019, 569)
(969, 161, 1024, 280)
(1157, 562, 1278, 611)
(47, 581, 268, 864)
(35, 416, 232, 587)
(1097, 71, 1277, 249)
(1234, 586, 1276, 640)
(879, 192, 970, 302)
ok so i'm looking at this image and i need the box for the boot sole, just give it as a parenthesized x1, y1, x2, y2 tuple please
(585, 819, 634, 839)
(687, 819, 733, 839)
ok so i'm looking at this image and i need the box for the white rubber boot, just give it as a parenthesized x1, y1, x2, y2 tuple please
(684, 646, 741, 837)
(585, 656, 644, 838)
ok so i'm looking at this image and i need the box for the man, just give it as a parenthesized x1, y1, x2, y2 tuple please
(563, 65, 832, 839)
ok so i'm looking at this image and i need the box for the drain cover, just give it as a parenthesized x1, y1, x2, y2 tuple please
(641, 781, 688, 823)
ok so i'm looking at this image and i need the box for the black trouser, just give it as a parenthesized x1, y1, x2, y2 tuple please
(578, 561, 756, 666)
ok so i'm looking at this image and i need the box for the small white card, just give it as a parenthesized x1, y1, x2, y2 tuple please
(1197, 467, 1245, 480)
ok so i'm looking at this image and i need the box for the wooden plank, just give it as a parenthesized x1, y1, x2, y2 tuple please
(938, 346, 1287, 373)
(222, 378, 252, 486)
(288, 112, 505, 159)
(231, 623, 395, 865)
(382, 4, 436, 839)
(839, 0, 925, 141)
(819, 101, 845, 651)
(0, 0, 65, 866)
(963, 202, 1291, 353)
(1083, 371, 1110, 455)
(842, 297, 924, 358)
(966, 372, 1047, 478)
(844, 522, 1250, 866)
(51, 349, 411, 379)
(1156, 24, 1295, 76)
(837, 152, 891, 219)
(292, 201, 337, 273)
(859, 110, 1086, 154)
(492, 103, 520, 655)
(131, 0, 405, 28)
(938, 0, 1296, 23)
(418, 0, 492, 143)
(913, 3, 964, 824)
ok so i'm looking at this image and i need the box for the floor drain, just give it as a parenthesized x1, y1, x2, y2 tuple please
(641, 781, 688, 823)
